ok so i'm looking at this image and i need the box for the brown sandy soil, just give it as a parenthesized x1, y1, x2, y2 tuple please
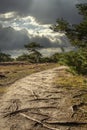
(0, 63, 58, 87)
(0, 66, 87, 130)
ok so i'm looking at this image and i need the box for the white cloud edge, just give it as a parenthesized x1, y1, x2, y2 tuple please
(0, 11, 66, 44)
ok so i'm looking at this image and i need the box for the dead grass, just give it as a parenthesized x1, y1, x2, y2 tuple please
(0, 63, 58, 94)
(54, 71, 87, 112)
(55, 75, 87, 89)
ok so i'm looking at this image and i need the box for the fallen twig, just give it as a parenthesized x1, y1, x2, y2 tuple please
(28, 97, 61, 102)
(4, 106, 56, 117)
(45, 121, 87, 126)
(20, 113, 60, 130)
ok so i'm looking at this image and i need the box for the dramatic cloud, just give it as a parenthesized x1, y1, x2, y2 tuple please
(0, 0, 86, 56)
(0, 23, 74, 57)
(0, 0, 86, 23)
(30, 0, 81, 24)
(0, 26, 29, 50)
(0, 22, 70, 50)
(0, 0, 33, 15)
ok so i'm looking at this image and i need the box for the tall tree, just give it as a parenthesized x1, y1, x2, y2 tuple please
(52, 3, 87, 48)
(24, 42, 43, 63)
(51, 18, 69, 32)
(51, 3, 87, 74)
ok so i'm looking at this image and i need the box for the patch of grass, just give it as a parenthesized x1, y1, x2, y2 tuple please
(55, 69, 87, 108)
(55, 75, 87, 89)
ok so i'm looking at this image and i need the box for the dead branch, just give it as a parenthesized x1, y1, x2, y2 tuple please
(4, 106, 57, 117)
(45, 91, 63, 94)
(28, 97, 61, 102)
(45, 121, 87, 126)
(20, 113, 60, 130)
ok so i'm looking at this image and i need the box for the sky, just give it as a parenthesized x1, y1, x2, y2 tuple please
(0, 0, 86, 57)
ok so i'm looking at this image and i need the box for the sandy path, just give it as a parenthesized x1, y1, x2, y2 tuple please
(0, 66, 87, 130)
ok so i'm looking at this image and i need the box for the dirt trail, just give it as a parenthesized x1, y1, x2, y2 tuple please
(0, 66, 87, 130)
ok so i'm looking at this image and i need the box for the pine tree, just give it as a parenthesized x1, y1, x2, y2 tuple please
(52, 3, 87, 74)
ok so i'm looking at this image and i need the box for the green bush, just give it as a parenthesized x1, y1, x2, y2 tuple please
(0, 52, 13, 62)
(16, 53, 30, 61)
(65, 49, 87, 75)
(51, 48, 87, 75)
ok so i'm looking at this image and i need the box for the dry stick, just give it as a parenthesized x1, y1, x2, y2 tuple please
(4, 106, 56, 117)
(28, 97, 61, 102)
(45, 121, 87, 125)
(29, 89, 45, 116)
(29, 90, 52, 123)
(20, 113, 60, 130)
(46, 91, 63, 94)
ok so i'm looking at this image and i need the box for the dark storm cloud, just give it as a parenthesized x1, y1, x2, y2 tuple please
(0, 0, 33, 15)
(0, 0, 86, 56)
(32, 35, 70, 48)
(30, 0, 86, 24)
(0, 25, 70, 51)
(0, 26, 29, 50)
(0, 0, 86, 23)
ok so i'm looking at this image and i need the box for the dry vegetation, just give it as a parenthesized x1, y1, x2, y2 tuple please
(0, 63, 58, 94)
(54, 68, 87, 117)
(55, 74, 87, 89)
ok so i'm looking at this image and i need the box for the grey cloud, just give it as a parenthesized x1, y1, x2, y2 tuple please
(0, 26, 29, 50)
(31, 35, 70, 48)
(30, 0, 86, 24)
(0, 0, 33, 14)
(0, 25, 71, 51)
(0, 0, 85, 57)
(0, 0, 86, 24)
